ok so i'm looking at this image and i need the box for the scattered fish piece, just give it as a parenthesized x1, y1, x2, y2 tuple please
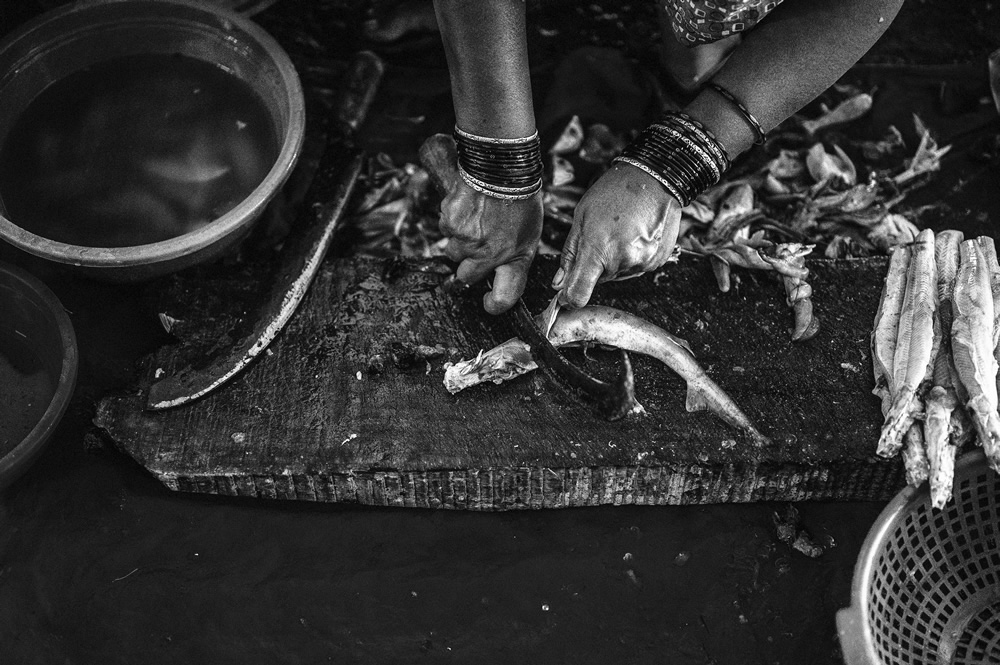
(805, 142, 857, 188)
(868, 214, 919, 252)
(545, 305, 769, 445)
(800, 93, 873, 136)
(550, 115, 584, 155)
(706, 183, 755, 245)
(551, 155, 575, 187)
(893, 115, 952, 186)
(443, 339, 538, 394)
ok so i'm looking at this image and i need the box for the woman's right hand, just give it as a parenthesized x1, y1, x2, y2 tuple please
(440, 178, 543, 315)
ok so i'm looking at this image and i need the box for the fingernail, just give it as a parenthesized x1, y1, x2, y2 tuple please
(552, 267, 565, 288)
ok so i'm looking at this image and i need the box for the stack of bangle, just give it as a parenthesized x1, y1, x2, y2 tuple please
(453, 126, 544, 200)
(612, 111, 731, 207)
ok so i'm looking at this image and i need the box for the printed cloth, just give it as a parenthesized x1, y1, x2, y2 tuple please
(663, 0, 785, 45)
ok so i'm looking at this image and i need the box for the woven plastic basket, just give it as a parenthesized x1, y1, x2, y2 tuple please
(837, 450, 1000, 664)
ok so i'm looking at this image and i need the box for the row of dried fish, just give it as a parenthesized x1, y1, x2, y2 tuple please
(872, 228, 1000, 508)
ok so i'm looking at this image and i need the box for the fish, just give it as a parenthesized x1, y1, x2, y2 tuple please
(871, 245, 911, 416)
(923, 230, 963, 507)
(545, 305, 769, 445)
(800, 93, 873, 136)
(902, 424, 930, 486)
(877, 228, 938, 458)
(951, 238, 1000, 469)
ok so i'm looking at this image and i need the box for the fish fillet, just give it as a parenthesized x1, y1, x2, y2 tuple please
(952, 238, 1000, 469)
(923, 230, 963, 507)
(878, 229, 938, 457)
(546, 305, 769, 445)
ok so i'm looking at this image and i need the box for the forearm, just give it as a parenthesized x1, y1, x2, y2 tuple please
(433, 0, 535, 138)
(685, 0, 905, 159)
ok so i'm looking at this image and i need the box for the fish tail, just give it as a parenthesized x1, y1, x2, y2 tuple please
(877, 388, 920, 457)
(902, 423, 930, 487)
(924, 389, 957, 508)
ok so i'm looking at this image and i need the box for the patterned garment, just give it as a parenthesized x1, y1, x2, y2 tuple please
(663, 0, 785, 45)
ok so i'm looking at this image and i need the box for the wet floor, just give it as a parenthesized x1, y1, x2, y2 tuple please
(2, 1, 1000, 663)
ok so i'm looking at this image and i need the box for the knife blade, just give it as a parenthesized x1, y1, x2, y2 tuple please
(146, 51, 385, 410)
(511, 299, 639, 421)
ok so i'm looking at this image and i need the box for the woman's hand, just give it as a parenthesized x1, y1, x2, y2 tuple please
(554, 162, 682, 308)
(441, 179, 543, 315)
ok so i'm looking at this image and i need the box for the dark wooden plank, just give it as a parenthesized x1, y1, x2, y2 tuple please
(94, 253, 906, 508)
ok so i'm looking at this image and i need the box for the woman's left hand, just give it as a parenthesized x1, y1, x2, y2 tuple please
(554, 162, 683, 308)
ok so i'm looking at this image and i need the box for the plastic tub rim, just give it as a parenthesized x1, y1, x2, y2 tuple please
(0, 0, 306, 272)
(0, 261, 78, 489)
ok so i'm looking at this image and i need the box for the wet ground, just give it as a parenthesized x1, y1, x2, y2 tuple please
(1, 1, 1000, 664)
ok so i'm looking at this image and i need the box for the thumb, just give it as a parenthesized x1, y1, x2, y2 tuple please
(484, 259, 531, 315)
(560, 242, 607, 309)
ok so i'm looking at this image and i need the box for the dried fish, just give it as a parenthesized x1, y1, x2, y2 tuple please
(546, 305, 769, 445)
(951, 238, 1000, 469)
(923, 230, 963, 507)
(878, 229, 937, 458)
(871, 245, 911, 415)
(902, 424, 930, 486)
(800, 93, 873, 136)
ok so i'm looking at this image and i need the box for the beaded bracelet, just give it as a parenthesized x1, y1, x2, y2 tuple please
(453, 126, 544, 200)
(612, 111, 730, 206)
(705, 82, 766, 145)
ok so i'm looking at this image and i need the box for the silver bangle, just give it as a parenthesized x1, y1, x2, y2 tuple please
(454, 126, 540, 145)
(459, 169, 542, 200)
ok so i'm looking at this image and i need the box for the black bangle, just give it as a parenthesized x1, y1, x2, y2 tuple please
(453, 126, 544, 199)
(705, 82, 766, 145)
(612, 111, 730, 206)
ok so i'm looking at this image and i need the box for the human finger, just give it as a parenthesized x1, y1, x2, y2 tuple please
(455, 256, 496, 286)
(560, 242, 607, 308)
(554, 222, 581, 290)
(484, 259, 530, 315)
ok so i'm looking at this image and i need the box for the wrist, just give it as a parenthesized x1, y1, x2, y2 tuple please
(612, 111, 730, 206)
(454, 126, 544, 200)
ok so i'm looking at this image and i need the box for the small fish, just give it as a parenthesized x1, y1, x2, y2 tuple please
(951, 238, 1000, 469)
(902, 424, 930, 487)
(545, 305, 769, 445)
(800, 93, 873, 136)
(877, 229, 938, 457)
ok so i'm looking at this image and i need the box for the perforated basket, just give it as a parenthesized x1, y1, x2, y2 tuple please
(837, 451, 1000, 665)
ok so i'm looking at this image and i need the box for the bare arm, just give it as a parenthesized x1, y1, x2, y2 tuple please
(686, 0, 906, 158)
(558, 0, 906, 307)
(431, 0, 542, 314)
(434, 0, 535, 138)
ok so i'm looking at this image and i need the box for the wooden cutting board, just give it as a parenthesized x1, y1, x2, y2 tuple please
(94, 253, 906, 509)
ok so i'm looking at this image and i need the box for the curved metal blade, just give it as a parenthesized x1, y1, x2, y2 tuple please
(511, 299, 639, 421)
